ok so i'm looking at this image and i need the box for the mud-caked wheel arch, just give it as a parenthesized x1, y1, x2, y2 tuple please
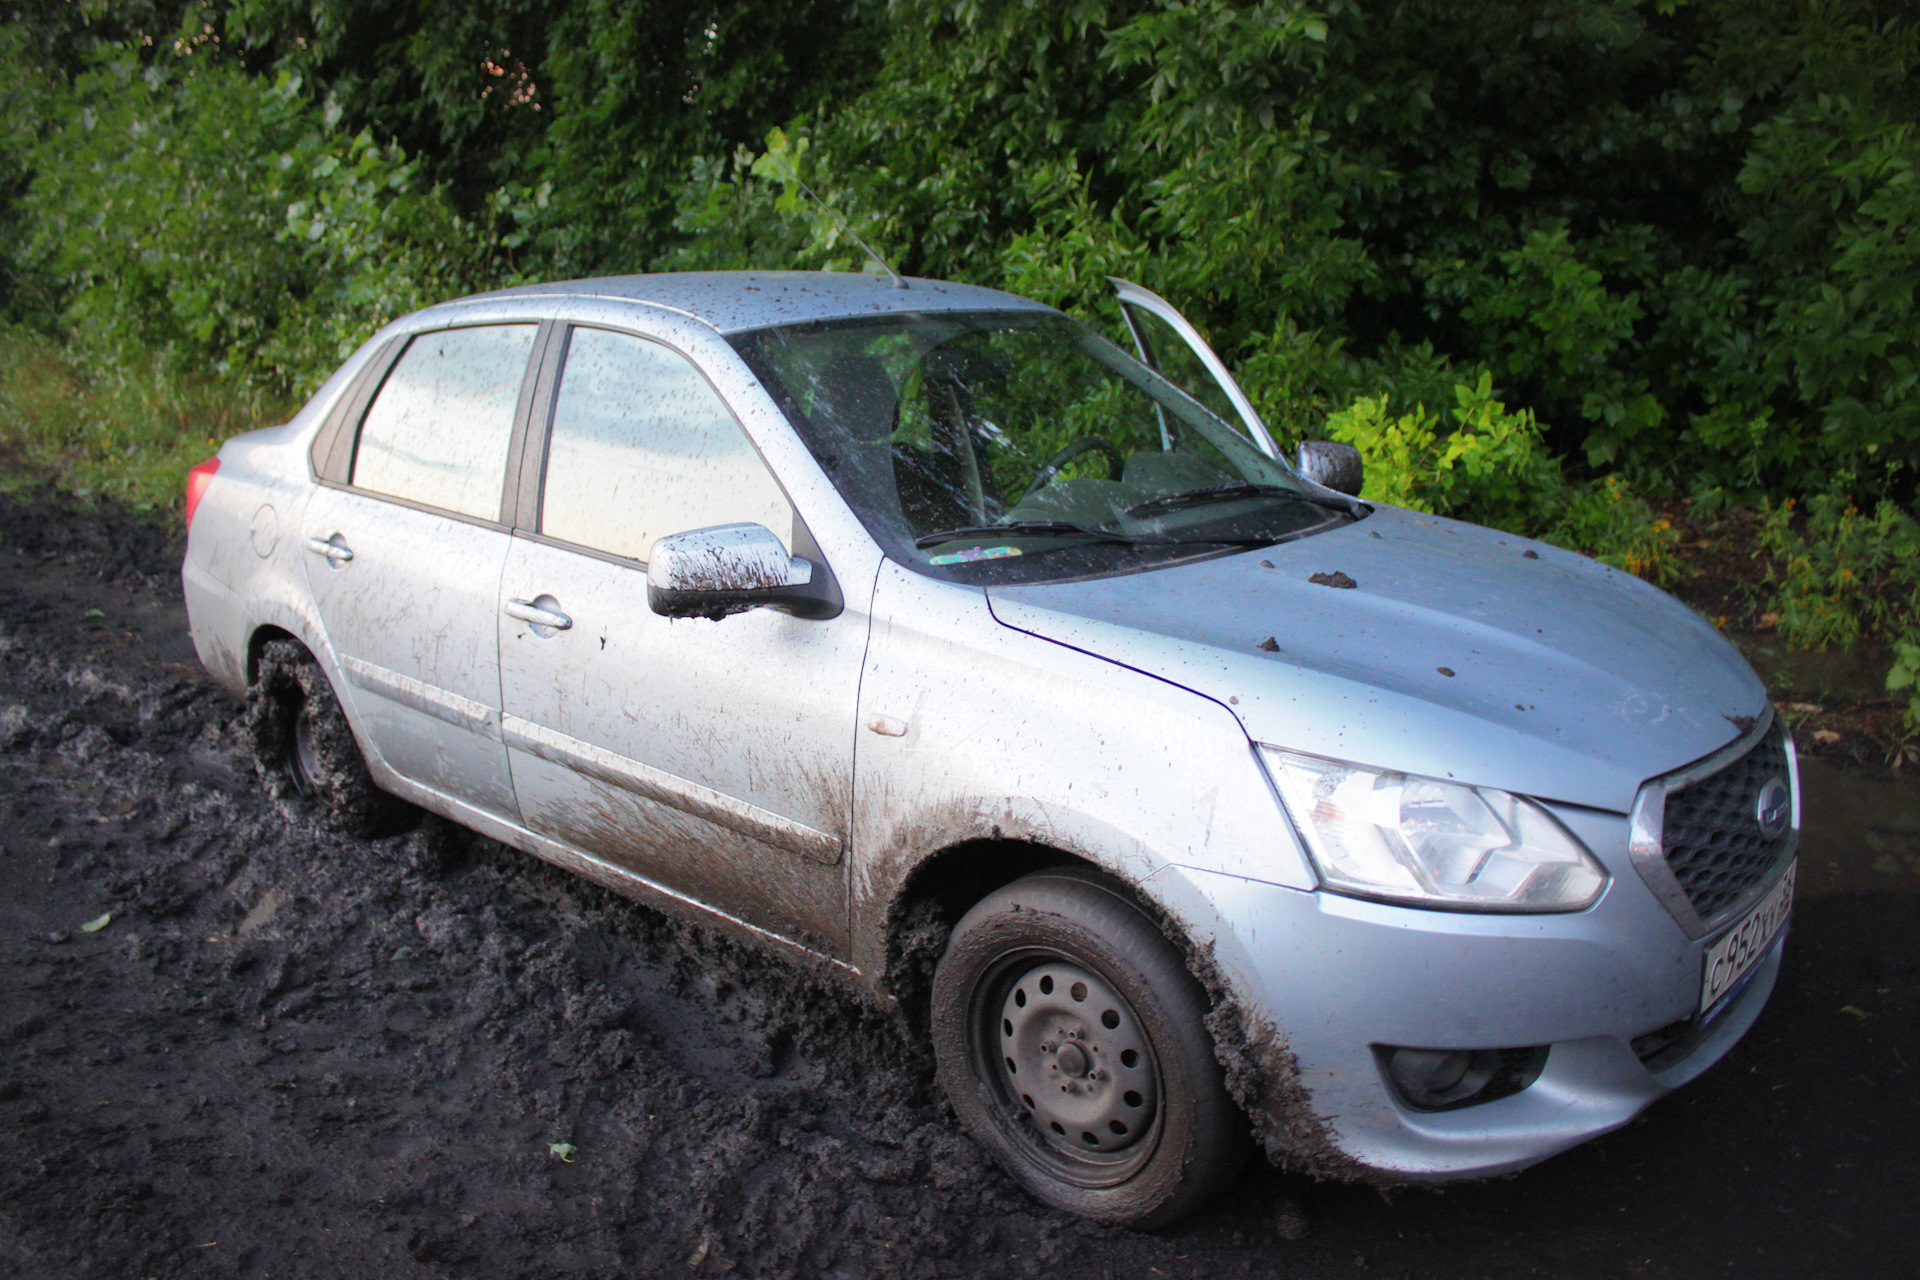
(930, 868, 1250, 1229)
(245, 638, 418, 839)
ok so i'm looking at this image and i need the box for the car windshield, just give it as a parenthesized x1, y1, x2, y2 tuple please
(730, 310, 1351, 583)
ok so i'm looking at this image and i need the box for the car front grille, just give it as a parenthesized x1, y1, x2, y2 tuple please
(1661, 721, 1793, 921)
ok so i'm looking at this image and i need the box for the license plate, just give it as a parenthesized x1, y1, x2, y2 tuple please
(1700, 860, 1795, 1015)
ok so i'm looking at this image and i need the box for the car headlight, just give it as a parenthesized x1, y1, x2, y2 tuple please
(1260, 746, 1607, 912)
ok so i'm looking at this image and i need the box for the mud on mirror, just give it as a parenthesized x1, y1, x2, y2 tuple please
(646, 522, 842, 621)
(1295, 441, 1364, 497)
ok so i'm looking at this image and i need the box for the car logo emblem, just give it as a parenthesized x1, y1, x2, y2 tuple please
(1755, 777, 1791, 837)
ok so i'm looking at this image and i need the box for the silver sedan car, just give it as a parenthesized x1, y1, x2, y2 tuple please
(181, 271, 1797, 1227)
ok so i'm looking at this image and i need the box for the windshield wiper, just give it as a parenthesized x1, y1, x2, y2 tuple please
(1124, 482, 1313, 517)
(914, 518, 1279, 552)
(913, 520, 1145, 549)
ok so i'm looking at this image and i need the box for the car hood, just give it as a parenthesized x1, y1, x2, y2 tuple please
(985, 505, 1765, 813)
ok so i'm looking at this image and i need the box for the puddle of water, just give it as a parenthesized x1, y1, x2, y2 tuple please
(1732, 633, 1895, 704)
(1794, 757, 1920, 897)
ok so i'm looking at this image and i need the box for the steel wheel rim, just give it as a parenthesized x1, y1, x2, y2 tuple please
(288, 701, 319, 799)
(972, 949, 1164, 1188)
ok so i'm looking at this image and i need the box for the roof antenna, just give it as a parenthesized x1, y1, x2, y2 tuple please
(794, 177, 908, 289)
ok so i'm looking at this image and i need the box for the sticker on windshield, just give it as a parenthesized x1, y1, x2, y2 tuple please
(929, 545, 1024, 565)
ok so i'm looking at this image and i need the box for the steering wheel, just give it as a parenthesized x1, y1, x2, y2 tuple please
(1017, 437, 1126, 505)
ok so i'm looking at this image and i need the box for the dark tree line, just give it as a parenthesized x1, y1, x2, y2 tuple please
(4, 0, 1915, 502)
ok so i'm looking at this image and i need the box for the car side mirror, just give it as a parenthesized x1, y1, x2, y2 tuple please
(1296, 440, 1364, 497)
(646, 523, 842, 621)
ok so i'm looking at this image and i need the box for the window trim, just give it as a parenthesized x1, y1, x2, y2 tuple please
(514, 321, 801, 567)
(509, 319, 567, 529)
(309, 336, 403, 485)
(318, 320, 551, 527)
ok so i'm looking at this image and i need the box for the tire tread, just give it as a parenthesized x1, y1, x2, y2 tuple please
(930, 867, 1249, 1228)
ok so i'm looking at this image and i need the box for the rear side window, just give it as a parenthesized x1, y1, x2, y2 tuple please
(352, 325, 537, 519)
(539, 326, 790, 561)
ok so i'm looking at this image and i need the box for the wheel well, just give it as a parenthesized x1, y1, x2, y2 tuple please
(245, 626, 302, 685)
(884, 840, 1104, 1031)
(883, 844, 1352, 1180)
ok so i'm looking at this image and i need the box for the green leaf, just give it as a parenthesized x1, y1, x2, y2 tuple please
(1888, 640, 1920, 694)
(80, 912, 112, 933)
(548, 1142, 577, 1163)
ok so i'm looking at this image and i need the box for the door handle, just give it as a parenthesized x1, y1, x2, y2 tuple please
(304, 535, 354, 564)
(504, 598, 573, 631)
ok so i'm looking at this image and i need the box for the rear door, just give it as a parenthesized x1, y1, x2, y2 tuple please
(302, 322, 542, 819)
(495, 323, 863, 952)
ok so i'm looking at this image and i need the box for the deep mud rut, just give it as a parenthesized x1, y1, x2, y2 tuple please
(0, 488, 1915, 1280)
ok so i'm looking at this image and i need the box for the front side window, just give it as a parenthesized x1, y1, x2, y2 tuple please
(731, 311, 1351, 584)
(351, 324, 537, 519)
(539, 326, 791, 562)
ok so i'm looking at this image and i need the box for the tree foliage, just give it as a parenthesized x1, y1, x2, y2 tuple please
(11, 40, 497, 391)
(664, 0, 1920, 501)
(218, 0, 880, 274)
(2, 0, 1916, 502)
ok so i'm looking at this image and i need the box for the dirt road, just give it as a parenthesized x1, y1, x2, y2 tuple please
(0, 490, 1914, 1279)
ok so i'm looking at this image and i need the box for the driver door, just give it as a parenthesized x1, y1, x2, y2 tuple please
(495, 323, 862, 953)
(1108, 278, 1283, 461)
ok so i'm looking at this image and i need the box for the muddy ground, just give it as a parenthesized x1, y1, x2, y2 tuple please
(0, 488, 1915, 1280)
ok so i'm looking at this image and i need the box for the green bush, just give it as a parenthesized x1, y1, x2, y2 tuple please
(1750, 479, 1920, 748)
(1888, 640, 1920, 745)
(1543, 476, 1686, 586)
(652, 0, 1920, 503)
(6, 1, 1920, 532)
(1755, 490, 1920, 649)
(1322, 373, 1681, 581)
(1322, 374, 1562, 529)
(0, 326, 287, 513)
(15, 45, 503, 397)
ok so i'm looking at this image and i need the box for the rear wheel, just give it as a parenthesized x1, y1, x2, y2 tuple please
(930, 868, 1248, 1228)
(246, 639, 417, 838)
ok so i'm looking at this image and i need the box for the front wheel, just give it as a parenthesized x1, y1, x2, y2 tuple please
(930, 869, 1249, 1228)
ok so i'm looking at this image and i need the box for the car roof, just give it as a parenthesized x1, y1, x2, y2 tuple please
(450, 271, 1054, 335)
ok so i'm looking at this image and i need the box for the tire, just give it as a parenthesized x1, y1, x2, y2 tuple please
(930, 868, 1249, 1228)
(246, 639, 418, 839)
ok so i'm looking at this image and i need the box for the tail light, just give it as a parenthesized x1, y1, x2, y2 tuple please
(184, 456, 220, 529)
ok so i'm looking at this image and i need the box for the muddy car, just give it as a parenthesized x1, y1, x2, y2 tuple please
(181, 271, 1798, 1228)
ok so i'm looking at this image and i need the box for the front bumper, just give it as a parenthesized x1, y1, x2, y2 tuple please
(1159, 804, 1785, 1179)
